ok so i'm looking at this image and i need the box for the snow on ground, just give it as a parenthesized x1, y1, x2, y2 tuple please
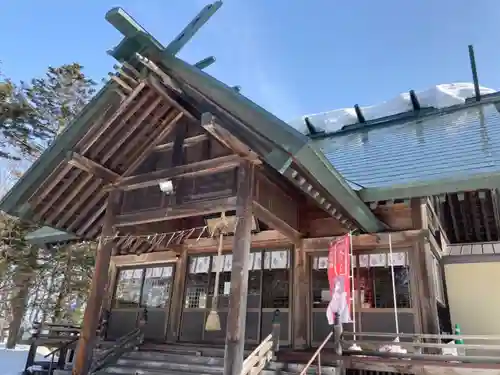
(288, 83, 497, 134)
(0, 344, 52, 375)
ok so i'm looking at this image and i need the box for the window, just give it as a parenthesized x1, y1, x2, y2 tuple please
(114, 265, 174, 309)
(184, 249, 291, 310)
(312, 251, 411, 309)
(115, 269, 144, 308)
(184, 256, 210, 309)
(141, 266, 174, 308)
(262, 250, 290, 308)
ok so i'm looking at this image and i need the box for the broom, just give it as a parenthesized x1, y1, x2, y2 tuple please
(205, 213, 228, 331)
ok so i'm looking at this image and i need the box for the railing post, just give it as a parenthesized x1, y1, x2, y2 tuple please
(137, 307, 147, 346)
(98, 309, 110, 340)
(332, 313, 346, 375)
(24, 322, 41, 373)
(271, 309, 281, 359)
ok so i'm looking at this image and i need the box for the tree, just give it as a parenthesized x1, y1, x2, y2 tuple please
(0, 63, 97, 160)
(23, 63, 97, 142)
(0, 68, 37, 159)
(0, 63, 97, 347)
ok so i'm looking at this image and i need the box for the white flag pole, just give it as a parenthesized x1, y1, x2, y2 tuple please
(349, 231, 356, 341)
(388, 233, 400, 338)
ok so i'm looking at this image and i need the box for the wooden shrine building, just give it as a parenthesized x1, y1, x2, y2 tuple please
(3, 2, 500, 374)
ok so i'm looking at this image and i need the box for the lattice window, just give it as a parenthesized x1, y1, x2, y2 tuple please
(184, 256, 210, 309)
(141, 266, 174, 308)
(311, 252, 411, 309)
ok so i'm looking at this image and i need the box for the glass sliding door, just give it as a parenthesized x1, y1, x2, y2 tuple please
(108, 264, 175, 342)
(179, 248, 291, 345)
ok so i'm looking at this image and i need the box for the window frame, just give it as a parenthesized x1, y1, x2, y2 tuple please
(112, 263, 175, 309)
(310, 249, 412, 311)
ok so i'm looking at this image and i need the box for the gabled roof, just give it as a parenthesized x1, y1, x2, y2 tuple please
(0, 2, 385, 239)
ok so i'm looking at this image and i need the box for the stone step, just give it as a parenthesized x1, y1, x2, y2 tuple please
(104, 360, 224, 375)
(121, 351, 224, 366)
(99, 364, 222, 375)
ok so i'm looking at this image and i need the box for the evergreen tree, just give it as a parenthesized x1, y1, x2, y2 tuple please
(0, 63, 97, 347)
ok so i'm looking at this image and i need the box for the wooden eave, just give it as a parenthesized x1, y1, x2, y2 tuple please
(359, 171, 500, 203)
(0, 77, 191, 253)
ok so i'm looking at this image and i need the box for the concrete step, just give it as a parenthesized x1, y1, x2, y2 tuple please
(121, 351, 224, 366)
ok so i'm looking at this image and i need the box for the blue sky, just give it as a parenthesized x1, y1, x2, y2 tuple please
(2, 0, 500, 122)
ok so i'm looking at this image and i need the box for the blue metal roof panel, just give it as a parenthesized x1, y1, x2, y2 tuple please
(314, 103, 500, 189)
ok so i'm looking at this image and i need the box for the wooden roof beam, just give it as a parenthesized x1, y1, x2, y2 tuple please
(252, 171, 303, 242)
(110, 154, 241, 192)
(252, 202, 301, 242)
(115, 196, 236, 227)
(67, 152, 120, 183)
(201, 112, 261, 163)
(154, 134, 208, 152)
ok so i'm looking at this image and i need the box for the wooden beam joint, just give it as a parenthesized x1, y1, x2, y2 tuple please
(109, 154, 242, 192)
(67, 152, 120, 183)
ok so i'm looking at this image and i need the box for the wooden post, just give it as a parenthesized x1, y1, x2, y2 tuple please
(72, 190, 122, 375)
(410, 198, 440, 337)
(167, 248, 188, 342)
(292, 240, 309, 349)
(224, 160, 254, 375)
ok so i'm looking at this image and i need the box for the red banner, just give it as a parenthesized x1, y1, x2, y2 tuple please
(326, 235, 351, 324)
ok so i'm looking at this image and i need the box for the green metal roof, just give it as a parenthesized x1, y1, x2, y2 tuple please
(0, 2, 385, 234)
(25, 226, 78, 245)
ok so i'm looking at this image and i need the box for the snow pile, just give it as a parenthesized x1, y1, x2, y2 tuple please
(288, 83, 496, 134)
(0, 344, 51, 375)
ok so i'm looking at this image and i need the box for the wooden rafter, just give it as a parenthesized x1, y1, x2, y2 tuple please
(147, 75, 197, 121)
(34, 88, 156, 223)
(66, 152, 120, 183)
(111, 154, 241, 192)
(115, 196, 237, 227)
(71, 109, 184, 236)
(54, 96, 163, 228)
(73, 110, 184, 235)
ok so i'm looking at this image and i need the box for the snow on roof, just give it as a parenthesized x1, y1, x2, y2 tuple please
(288, 83, 497, 135)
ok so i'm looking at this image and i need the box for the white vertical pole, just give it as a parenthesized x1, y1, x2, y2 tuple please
(349, 231, 356, 341)
(388, 233, 400, 337)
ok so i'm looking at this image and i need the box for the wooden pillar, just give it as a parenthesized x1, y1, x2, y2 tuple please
(72, 190, 122, 375)
(103, 260, 117, 312)
(224, 160, 254, 375)
(167, 248, 188, 342)
(292, 240, 309, 349)
(410, 198, 440, 335)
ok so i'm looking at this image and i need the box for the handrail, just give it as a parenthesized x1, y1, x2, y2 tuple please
(240, 309, 280, 375)
(299, 331, 333, 375)
(343, 331, 500, 341)
(89, 307, 148, 374)
(241, 334, 273, 375)
(44, 336, 79, 358)
(89, 328, 143, 373)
